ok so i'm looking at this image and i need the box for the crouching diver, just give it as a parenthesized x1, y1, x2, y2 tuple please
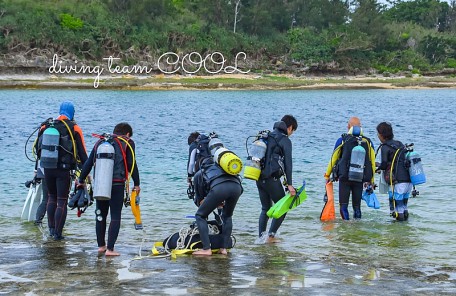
(78, 122, 140, 256)
(192, 158, 243, 256)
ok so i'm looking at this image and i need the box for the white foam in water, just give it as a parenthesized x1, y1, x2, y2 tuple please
(163, 287, 188, 295)
(0, 270, 35, 283)
(254, 231, 281, 244)
(304, 277, 332, 287)
(117, 260, 143, 281)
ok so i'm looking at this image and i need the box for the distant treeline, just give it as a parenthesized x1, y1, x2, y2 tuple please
(1, 0, 455, 74)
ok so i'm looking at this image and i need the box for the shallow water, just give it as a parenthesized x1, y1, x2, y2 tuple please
(0, 89, 455, 295)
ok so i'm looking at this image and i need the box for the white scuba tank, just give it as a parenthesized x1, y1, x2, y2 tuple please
(348, 142, 366, 182)
(406, 150, 426, 185)
(243, 138, 267, 181)
(40, 126, 60, 169)
(208, 136, 224, 156)
(93, 141, 115, 200)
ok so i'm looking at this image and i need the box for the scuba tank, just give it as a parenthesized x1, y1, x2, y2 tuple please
(208, 135, 224, 156)
(93, 140, 115, 200)
(208, 134, 243, 175)
(40, 123, 60, 169)
(244, 132, 268, 181)
(348, 137, 366, 182)
(405, 144, 426, 185)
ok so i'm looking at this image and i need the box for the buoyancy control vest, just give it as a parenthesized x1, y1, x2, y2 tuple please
(194, 159, 241, 202)
(381, 140, 412, 184)
(336, 134, 373, 182)
(189, 134, 212, 175)
(39, 119, 77, 170)
(261, 124, 286, 180)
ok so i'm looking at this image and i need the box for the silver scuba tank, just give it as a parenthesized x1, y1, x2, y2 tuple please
(348, 140, 366, 182)
(93, 140, 115, 200)
(40, 125, 60, 169)
(208, 136, 224, 156)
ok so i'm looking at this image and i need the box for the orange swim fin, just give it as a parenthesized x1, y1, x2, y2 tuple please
(320, 181, 336, 221)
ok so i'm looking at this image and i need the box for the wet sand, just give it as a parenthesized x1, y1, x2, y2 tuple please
(1, 224, 453, 295)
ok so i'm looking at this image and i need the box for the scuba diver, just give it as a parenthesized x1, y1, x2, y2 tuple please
(376, 122, 425, 221)
(192, 156, 243, 255)
(189, 132, 243, 255)
(324, 117, 376, 220)
(37, 101, 88, 240)
(78, 122, 140, 256)
(256, 115, 297, 243)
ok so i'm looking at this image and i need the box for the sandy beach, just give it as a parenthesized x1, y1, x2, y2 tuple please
(0, 73, 455, 90)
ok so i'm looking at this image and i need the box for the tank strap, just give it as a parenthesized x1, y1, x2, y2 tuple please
(113, 136, 129, 183)
(41, 144, 57, 151)
(97, 152, 115, 159)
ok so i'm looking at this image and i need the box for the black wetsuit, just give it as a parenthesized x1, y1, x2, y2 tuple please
(194, 161, 242, 250)
(40, 118, 87, 239)
(333, 134, 374, 220)
(256, 121, 293, 237)
(79, 137, 140, 251)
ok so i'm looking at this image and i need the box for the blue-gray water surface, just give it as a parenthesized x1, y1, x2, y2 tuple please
(0, 89, 455, 295)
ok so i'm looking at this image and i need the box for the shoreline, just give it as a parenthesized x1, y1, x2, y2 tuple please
(1, 73, 456, 90)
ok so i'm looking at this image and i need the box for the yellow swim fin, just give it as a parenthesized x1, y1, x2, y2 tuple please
(130, 190, 143, 230)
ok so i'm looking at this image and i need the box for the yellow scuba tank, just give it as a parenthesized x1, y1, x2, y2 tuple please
(244, 131, 268, 181)
(93, 139, 115, 200)
(130, 189, 143, 230)
(208, 134, 243, 175)
(214, 147, 243, 175)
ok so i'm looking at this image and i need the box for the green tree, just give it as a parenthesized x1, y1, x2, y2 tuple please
(385, 0, 450, 31)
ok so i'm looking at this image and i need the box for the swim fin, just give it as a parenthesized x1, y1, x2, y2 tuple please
(267, 180, 307, 219)
(362, 186, 380, 209)
(130, 190, 143, 230)
(68, 188, 84, 209)
(21, 179, 42, 222)
(320, 181, 336, 221)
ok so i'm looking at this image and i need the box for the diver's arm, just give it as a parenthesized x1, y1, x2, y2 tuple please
(78, 148, 95, 183)
(325, 144, 342, 179)
(72, 124, 88, 166)
(282, 137, 293, 186)
(127, 140, 140, 187)
(377, 147, 389, 171)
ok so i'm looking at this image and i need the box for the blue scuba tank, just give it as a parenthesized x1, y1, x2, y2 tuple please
(93, 140, 115, 200)
(40, 125, 60, 169)
(406, 150, 426, 185)
(348, 143, 366, 182)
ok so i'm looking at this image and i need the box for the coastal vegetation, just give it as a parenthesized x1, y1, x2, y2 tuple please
(0, 0, 455, 75)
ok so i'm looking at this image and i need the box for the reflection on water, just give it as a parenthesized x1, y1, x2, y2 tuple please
(117, 260, 143, 280)
(1, 89, 456, 294)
